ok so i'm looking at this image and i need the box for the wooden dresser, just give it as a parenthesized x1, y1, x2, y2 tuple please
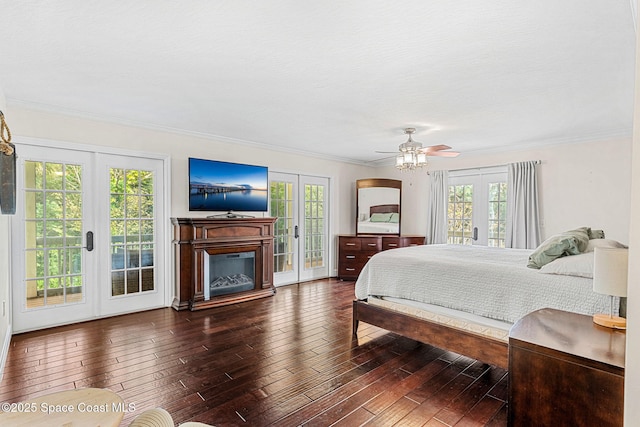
(337, 235, 424, 280)
(508, 308, 625, 427)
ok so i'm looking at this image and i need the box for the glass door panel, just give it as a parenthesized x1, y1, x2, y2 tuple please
(269, 173, 298, 285)
(98, 154, 165, 316)
(303, 183, 325, 269)
(109, 168, 155, 297)
(299, 176, 328, 282)
(13, 145, 95, 332)
(24, 160, 85, 308)
(447, 183, 474, 245)
(488, 182, 507, 247)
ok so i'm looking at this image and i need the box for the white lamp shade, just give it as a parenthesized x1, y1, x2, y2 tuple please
(593, 247, 628, 297)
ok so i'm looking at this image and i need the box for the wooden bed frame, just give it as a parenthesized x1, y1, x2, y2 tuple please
(352, 299, 509, 369)
(369, 204, 399, 215)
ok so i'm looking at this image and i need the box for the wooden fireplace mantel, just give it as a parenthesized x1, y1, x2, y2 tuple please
(171, 217, 277, 311)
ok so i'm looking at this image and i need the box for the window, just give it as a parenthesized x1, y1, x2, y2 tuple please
(447, 168, 507, 247)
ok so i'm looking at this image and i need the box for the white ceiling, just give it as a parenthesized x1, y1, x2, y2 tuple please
(0, 1, 636, 165)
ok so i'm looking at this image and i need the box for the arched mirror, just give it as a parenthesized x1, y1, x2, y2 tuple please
(356, 178, 402, 235)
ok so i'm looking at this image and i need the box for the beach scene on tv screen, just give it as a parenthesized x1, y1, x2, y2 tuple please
(189, 159, 268, 211)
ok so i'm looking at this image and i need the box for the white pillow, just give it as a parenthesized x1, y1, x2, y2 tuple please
(539, 252, 594, 278)
(585, 239, 628, 252)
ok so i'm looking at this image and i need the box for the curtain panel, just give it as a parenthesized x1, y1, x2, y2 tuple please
(505, 161, 541, 249)
(426, 170, 449, 244)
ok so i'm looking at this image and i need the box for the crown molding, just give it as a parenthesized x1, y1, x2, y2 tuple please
(7, 98, 371, 167)
(367, 128, 632, 168)
(459, 128, 633, 158)
(8, 98, 630, 168)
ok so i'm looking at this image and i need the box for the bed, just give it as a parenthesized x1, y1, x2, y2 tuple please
(356, 204, 400, 234)
(352, 242, 621, 368)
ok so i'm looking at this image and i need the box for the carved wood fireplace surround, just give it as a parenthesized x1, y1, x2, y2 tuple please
(171, 217, 277, 311)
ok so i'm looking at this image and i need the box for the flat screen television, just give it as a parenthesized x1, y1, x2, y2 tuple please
(188, 158, 269, 213)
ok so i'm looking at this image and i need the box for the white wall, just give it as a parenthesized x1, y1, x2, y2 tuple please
(6, 106, 375, 277)
(377, 137, 632, 244)
(624, 8, 640, 423)
(0, 85, 12, 380)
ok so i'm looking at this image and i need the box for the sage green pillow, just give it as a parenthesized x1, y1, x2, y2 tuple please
(389, 213, 399, 223)
(527, 227, 591, 269)
(369, 213, 392, 223)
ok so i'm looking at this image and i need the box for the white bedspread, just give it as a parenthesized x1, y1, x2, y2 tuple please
(357, 220, 399, 234)
(354, 244, 617, 324)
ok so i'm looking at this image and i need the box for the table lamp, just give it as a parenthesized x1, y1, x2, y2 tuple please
(592, 247, 628, 329)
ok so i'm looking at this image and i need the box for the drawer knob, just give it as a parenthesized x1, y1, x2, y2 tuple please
(367, 243, 377, 246)
(388, 243, 398, 247)
(346, 243, 356, 246)
(346, 255, 355, 259)
(346, 268, 355, 271)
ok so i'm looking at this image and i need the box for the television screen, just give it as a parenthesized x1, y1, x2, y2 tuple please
(188, 158, 269, 212)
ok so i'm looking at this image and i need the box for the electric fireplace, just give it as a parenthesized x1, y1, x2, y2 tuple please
(204, 250, 255, 298)
(171, 217, 276, 311)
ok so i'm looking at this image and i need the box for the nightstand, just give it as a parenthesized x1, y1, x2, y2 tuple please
(508, 308, 625, 426)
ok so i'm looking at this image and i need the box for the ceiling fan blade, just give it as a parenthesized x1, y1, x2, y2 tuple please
(426, 151, 460, 157)
(420, 144, 452, 153)
(375, 151, 399, 154)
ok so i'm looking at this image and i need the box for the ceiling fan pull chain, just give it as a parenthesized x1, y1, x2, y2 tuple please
(0, 111, 14, 156)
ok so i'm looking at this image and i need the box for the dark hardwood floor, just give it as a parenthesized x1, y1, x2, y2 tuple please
(0, 279, 508, 426)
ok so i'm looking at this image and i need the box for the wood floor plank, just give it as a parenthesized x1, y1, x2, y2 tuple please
(0, 278, 507, 427)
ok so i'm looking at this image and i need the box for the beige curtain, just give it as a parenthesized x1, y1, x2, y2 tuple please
(426, 170, 449, 244)
(505, 161, 541, 249)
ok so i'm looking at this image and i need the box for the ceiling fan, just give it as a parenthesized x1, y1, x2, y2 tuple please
(376, 128, 460, 171)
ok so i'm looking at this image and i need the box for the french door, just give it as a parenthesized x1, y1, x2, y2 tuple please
(97, 154, 166, 316)
(11, 143, 166, 332)
(447, 168, 507, 247)
(269, 172, 329, 286)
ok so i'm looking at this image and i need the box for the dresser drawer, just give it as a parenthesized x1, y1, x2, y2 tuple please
(341, 251, 376, 265)
(339, 237, 362, 251)
(382, 236, 424, 250)
(402, 236, 425, 247)
(339, 236, 382, 251)
(359, 237, 382, 251)
(338, 255, 374, 279)
(382, 238, 402, 250)
(338, 264, 360, 279)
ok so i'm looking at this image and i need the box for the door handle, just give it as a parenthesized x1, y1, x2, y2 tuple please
(472, 227, 478, 241)
(294, 225, 299, 239)
(85, 231, 94, 252)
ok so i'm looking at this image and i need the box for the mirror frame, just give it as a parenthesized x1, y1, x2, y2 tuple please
(356, 178, 402, 236)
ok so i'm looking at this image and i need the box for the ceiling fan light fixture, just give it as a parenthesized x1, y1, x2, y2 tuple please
(396, 151, 428, 171)
(395, 128, 429, 171)
(381, 127, 458, 171)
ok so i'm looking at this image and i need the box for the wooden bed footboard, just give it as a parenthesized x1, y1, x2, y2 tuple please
(352, 299, 509, 369)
